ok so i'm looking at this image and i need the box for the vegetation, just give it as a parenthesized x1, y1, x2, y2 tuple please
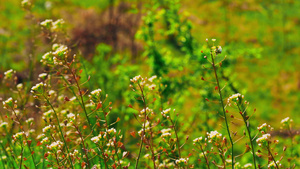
(0, 0, 299, 168)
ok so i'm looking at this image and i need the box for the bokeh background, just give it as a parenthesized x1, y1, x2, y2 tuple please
(1, 0, 299, 143)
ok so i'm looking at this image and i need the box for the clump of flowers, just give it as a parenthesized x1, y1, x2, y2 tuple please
(175, 158, 189, 167)
(2, 97, 17, 109)
(3, 69, 16, 79)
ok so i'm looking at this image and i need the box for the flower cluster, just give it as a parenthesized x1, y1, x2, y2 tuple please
(91, 133, 106, 144)
(2, 97, 17, 109)
(12, 132, 25, 141)
(207, 130, 222, 143)
(161, 128, 172, 138)
(40, 44, 69, 65)
(3, 69, 16, 79)
(47, 140, 64, 150)
(31, 82, 46, 94)
(89, 89, 102, 103)
(40, 19, 65, 32)
(227, 93, 246, 106)
(256, 134, 271, 147)
(175, 158, 189, 166)
(281, 117, 293, 127)
(161, 108, 171, 118)
(257, 123, 273, 134)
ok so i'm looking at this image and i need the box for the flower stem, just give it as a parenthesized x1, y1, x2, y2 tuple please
(135, 83, 148, 169)
(237, 104, 257, 169)
(267, 144, 279, 169)
(211, 52, 234, 168)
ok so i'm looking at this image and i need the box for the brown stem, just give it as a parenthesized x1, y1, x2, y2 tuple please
(199, 144, 210, 169)
(267, 144, 279, 169)
(74, 125, 90, 169)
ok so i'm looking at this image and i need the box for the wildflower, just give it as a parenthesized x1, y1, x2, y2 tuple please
(91, 134, 104, 144)
(193, 137, 203, 143)
(281, 117, 292, 127)
(37, 134, 45, 139)
(212, 39, 216, 42)
(40, 19, 53, 28)
(41, 137, 49, 144)
(52, 44, 68, 58)
(207, 130, 222, 143)
(51, 19, 65, 32)
(3, 97, 17, 109)
(144, 154, 150, 159)
(147, 84, 156, 90)
(161, 108, 171, 117)
(257, 123, 267, 131)
(43, 125, 53, 133)
(140, 107, 153, 116)
(244, 163, 252, 168)
(161, 128, 172, 138)
(67, 113, 75, 121)
(43, 110, 54, 118)
(89, 89, 102, 103)
(256, 134, 271, 147)
(17, 83, 23, 90)
(227, 93, 244, 105)
(4, 69, 16, 79)
(148, 75, 157, 82)
(47, 140, 63, 150)
(175, 158, 189, 166)
(48, 90, 56, 97)
(257, 123, 273, 133)
(31, 82, 45, 94)
(268, 161, 281, 168)
(13, 132, 24, 140)
(0, 122, 8, 128)
(38, 73, 47, 79)
(130, 75, 142, 83)
(107, 128, 117, 135)
(216, 46, 222, 54)
(40, 52, 53, 65)
(26, 118, 34, 124)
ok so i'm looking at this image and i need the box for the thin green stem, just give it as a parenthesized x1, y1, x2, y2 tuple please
(211, 52, 234, 169)
(170, 118, 181, 158)
(237, 104, 257, 169)
(19, 145, 23, 169)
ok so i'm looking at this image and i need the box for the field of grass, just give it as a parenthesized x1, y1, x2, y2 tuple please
(0, 0, 299, 168)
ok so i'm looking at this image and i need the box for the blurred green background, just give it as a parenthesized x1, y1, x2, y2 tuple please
(1, 0, 299, 130)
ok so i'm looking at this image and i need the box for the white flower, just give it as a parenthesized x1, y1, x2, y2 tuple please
(40, 19, 53, 27)
(38, 73, 47, 79)
(47, 141, 63, 150)
(244, 163, 252, 168)
(148, 75, 157, 82)
(67, 113, 75, 120)
(43, 125, 53, 133)
(193, 137, 202, 143)
(17, 83, 23, 90)
(257, 123, 267, 130)
(175, 158, 189, 165)
(107, 128, 116, 135)
(0, 122, 8, 128)
(26, 118, 34, 124)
